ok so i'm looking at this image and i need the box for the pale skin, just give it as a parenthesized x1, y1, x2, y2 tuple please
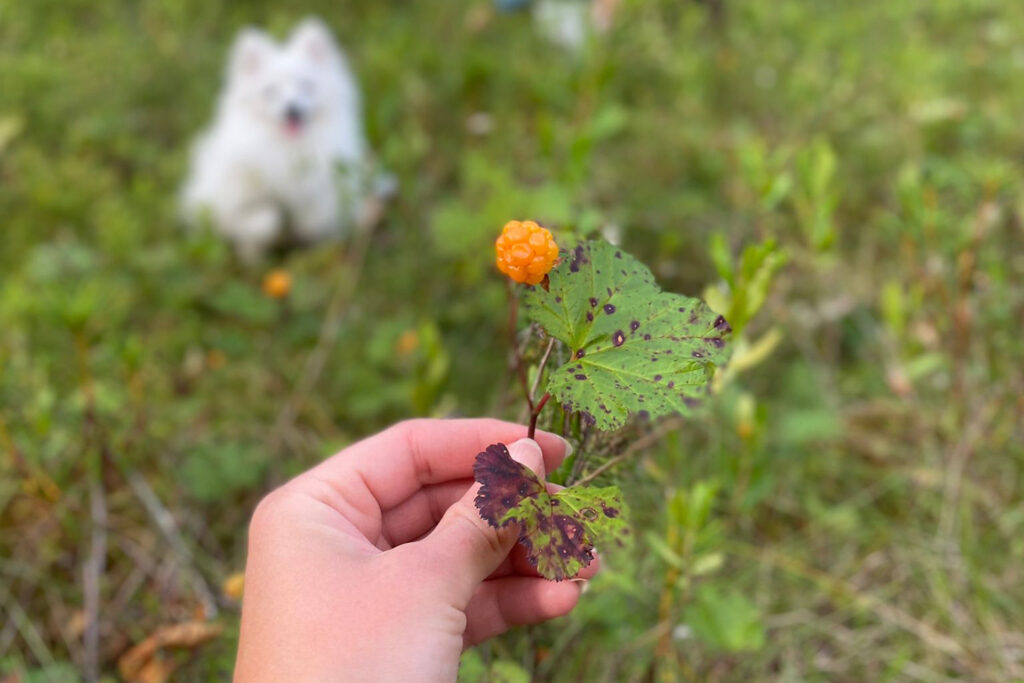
(235, 418, 598, 682)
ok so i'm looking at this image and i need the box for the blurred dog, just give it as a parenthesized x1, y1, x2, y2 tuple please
(181, 18, 372, 261)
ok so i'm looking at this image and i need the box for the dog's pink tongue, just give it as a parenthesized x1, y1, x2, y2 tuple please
(284, 120, 303, 137)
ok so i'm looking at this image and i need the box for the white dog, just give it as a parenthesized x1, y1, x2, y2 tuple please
(181, 18, 370, 261)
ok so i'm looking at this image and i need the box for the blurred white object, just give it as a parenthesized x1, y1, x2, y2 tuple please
(465, 111, 494, 136)
(181, 18, 372, 261)
(532, 0, 619, 51)
(672, 624, 694, 641)
(600, 221, 623, 245)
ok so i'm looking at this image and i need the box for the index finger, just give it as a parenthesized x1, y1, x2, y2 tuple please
(306, 418, 570, 510)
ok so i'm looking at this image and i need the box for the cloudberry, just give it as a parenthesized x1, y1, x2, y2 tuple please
(495, 220, 559, 285)
(262, 268, 292, 299)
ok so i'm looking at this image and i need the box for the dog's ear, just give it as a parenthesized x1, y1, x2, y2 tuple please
(290, 17, 337, 63)
(230, 28, 275, 80)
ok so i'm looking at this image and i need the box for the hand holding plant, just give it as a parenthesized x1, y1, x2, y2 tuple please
(235, 420, 586, 681)
(235, 221, 730, 679)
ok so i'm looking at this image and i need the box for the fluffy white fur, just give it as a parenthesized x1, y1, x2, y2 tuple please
(181, 18, 368, 261)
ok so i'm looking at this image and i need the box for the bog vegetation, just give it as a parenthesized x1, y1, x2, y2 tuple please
(1, 1, 1023, 681)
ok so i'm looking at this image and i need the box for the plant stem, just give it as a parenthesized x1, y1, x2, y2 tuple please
(529, 337, 556, 403)
(506, 281, 536, 410)
(528, 392, 551, 440)
(575, 417, 684, 486)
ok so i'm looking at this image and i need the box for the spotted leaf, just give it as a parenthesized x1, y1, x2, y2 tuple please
(473, 443, 629, 582)
(524, 240, 732, 430)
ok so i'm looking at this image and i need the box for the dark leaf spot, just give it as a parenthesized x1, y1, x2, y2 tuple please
(574, 373, 587, 381)
(574, 349, 585, 359)
(630, 320, 640, 331)
(692, 350, 704, 358)
(569, 245, 588, 273)
(612, 330, 626, 347)
(604, 304, 616, 314)
(589, 297, 598, 307)
(602, 506, 619, 518)
(714, 315, 732, 333)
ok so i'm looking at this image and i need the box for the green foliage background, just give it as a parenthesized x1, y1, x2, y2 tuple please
(1, 0, 1023, 680)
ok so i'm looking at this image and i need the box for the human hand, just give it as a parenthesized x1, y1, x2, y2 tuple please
(234, 418, 596, 682)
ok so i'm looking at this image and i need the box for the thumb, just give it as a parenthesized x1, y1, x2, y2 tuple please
(418, 438, 545, 605)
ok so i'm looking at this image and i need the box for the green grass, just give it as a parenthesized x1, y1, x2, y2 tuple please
(2, 0, 1023, 680)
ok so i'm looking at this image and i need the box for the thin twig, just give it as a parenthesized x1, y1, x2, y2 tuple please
(0, 580, 54, 667)
(732, 542, 970, 660)
(938, 398, 998, 542)
(575, 417, 684, 487)
(567, 421, 595, 485)
(75, 332, 108, 682)
(529, 337, 557, 404)
(83, 475, 107, 683)
(127, 472, 219, 618)
(506, 282, 530, 406)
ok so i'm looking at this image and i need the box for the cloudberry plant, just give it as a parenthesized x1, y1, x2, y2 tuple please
(495, 220, 559, 285)
(478, 223, 734, 582)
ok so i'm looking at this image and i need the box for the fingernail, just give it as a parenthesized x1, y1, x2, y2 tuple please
(570, 578, 589, 594)
(507, 438, 542, 464)
(558, 436, 574, 458)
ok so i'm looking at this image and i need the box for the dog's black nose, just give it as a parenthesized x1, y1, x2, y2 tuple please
(284, 104, 305, 126)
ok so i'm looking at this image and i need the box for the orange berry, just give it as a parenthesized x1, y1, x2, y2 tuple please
(222, 572, 245, 601)
(262, 269, 291, 299)
(495, 220, 559, 285)
(395, 329, 419, 356)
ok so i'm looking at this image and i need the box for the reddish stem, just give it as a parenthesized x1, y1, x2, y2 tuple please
(528, 392, 551, 440)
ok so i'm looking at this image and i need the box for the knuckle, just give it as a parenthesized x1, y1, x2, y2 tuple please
(389, 418, 429, 453)
(248, 486, 298, 539)
(391, 417, 428, 438)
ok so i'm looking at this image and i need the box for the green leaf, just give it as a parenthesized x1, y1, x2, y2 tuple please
(474, 443, 629, 581)
(523, 240, 732, 430)
(684, 585, 765, 653)
(179, 442, 267, 501)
